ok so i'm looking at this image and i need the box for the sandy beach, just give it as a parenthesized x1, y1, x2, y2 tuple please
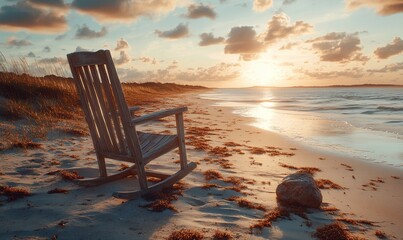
(0, 91, 402, 240)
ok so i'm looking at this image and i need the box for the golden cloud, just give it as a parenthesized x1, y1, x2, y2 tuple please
(0, 1, 67, 33)
(374, 37, 403, 59)
(346, 0, 403, 15)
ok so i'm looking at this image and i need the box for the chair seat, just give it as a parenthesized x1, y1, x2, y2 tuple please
(137, 131, 179, 163)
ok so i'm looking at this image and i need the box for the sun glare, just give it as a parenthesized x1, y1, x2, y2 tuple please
(242, 59, 285, 87)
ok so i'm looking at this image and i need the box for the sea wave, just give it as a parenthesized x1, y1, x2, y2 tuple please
(377, 106, 403, 111)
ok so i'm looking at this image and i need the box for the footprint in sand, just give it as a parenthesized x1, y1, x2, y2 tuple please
(183, 196, 206, 206)
(28, 158, 45, 164)
(30, 152, 46, 158)
(15, 165, 41, 175)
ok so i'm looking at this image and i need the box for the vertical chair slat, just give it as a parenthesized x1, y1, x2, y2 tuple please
(77, 66, 109, 151)
(82, 65, 114, 152)
(84, 65, 117, 152)
(90, 65, 120, 153)
(98, 64, 127, 154)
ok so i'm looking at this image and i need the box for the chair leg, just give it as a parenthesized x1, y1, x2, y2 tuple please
(176, 112, 188, 169)
(136, 161, 148, 190)
(96, 154, 107, 177)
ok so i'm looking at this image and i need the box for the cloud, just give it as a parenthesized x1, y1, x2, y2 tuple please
(253, 0, 273, 12)
(71, 0, 182, 22)
(374, 37, 403, 59)
(115, 51, 130, 65)
(301, 67, 365, 79)
(224, 13, 311, 60)
(115, 38, 129, 51)
(368, 62, 403, 73)
(176, 63, 241, 82)
(117, 62, 240, 84)
(28, 0, 67, 9)
(133, 57, 157, 65)
(308, 32, 369, 63)
(185, 4, 216, 19)
(224, 26, 265, 61)
(6, 37, 32, 47)
(43, 46, 51, 52)
(346, 0, 403, 16)
(280, 42, 299, 50)
(75, 25, 107, 39)
(55, 33, 67, 40)
(75, 46, 88, 52)
(37, 57, 67, 65)
(264, 12, 312, 44)
(0, 1, 67, 33)
(199, 33, 225, 46)
(155, 23, 189, 39)
(27, 52, 36, 58)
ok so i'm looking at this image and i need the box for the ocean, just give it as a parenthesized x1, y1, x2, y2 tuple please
(200, 87, 403, 168)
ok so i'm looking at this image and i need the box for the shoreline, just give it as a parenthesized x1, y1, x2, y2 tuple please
(195, 92, 403, 238)
(201, 88, 403, 169)
(0, 91, 402, 239)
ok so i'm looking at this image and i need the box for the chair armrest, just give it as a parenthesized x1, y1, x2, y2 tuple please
(131, 107, 187, 125)
(129, 106, 141, 115)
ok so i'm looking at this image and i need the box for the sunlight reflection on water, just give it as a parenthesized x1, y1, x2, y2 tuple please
(202, 88, 403, 168)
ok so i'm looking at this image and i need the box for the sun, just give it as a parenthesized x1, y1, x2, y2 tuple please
(242, 59, 285, 87)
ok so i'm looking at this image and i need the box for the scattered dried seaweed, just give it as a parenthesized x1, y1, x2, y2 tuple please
(224, 185, 248, 193)
(201, 157, 234, 169)
(223, 141, 243, 147)
(0, 185, 31, 201)
(227, 196, 267, 211)
(250, 159, 262, 166)
(250, 207, 290, 230)
(341, 163, 354, 171)
(204, 170, 223, 181)
(118, 163, 130, 171)
(60, 170, 83, 181)
(47, 188, 69, 194)
(312, 222, 351, 240)
(201, 183, 220, 189)
(321, 204, 340, 213)
(391, 176, 400, 179)
(186, 135, 211, 151)
(143, 199, 177, 212)
(279, 163, 299, 170)
(375, 230, 387, 239)
(147, 177, 162, 183)
(209, 146, 232, 157)
(315, 179, 345, 190)
(141, 182, 185, 212)
(168, 228, 204, 240)
(12, 141, 42, 149)
(336, 218, 377, 227)
(248, 147, 266, 155)
(279, 163, 321, 175)
(213, 229, 233, 240)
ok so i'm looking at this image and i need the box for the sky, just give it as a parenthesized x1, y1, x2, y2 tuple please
(0, 0, 402, 87)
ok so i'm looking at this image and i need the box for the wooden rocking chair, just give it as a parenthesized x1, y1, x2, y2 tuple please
(67, 50, 196, 199)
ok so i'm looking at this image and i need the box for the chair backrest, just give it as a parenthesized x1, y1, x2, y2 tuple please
(67, 50, 140, 161)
